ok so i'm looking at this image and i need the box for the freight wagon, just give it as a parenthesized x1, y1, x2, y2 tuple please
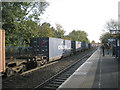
(31, 37, 72, 62)
(88, 43, 94, 49)
(0, 30, 25, 76)
(71, 41, 82, 53)
(81, 42, 89, 51)
(63, 39, 72, 57)
(0, 30, 94, 77)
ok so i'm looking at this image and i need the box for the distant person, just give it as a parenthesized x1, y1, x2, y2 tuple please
(101, 44, 105, 56)
(112, 44, 115, 56)
(105, 43, 110, 55)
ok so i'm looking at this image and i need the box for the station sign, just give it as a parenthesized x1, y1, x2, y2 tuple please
(110, 34, 120, 37)
(108, 39, 115, 42)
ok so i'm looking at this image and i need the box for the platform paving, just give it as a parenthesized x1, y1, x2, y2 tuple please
(58, 48, 120, 89)
(92, 49, 119, 88)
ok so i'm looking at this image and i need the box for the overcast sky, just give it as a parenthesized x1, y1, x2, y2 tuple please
(40, 0, 120, 43)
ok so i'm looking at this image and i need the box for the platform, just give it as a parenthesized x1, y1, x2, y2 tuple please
(58, 47, 119, 89)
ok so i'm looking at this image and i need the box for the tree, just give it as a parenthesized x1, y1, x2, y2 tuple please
(99, 32, 111, 44)
(39, 22, 56, 37)
(100, 19, 120, 44)
(91, 40, 95, 44)
(68, 30, 90, 43)
(55, 24, 65, 38)
(2, 1, 49, 46)
(104, 19, 119, 31)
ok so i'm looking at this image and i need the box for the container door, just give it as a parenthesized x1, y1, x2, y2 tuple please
(40, 38, 49, 59)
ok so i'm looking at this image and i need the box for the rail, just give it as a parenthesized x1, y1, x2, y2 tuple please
(33, 49, 97, 89)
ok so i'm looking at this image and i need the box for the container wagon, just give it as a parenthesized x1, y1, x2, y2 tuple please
(71, 41, 82, 53)
(88, 43, 94, 49)
(1, 29, 94, 77)
(0, 30, 46, 76)
(31, 37, 65, 62)
(81, 42, 88, 51)
(0, 30, 27, 77)
(62, 39, 72, 57)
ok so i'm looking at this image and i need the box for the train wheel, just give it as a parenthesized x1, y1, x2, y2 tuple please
(21, 64, 27, 73)
(44, 59, 48, 64)
(37, 62, 41, 67)
(33, 58, 37, 68)
(6, 68, 14, 77)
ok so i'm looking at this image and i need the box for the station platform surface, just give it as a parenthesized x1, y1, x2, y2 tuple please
(58, 48, 120, 89)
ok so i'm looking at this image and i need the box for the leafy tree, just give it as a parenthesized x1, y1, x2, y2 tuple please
(91, 40, 95, 44)
(55, 24, 65, 38)
(62, 35, 72, 40)
(2, 2, 49, 46)
(99, 32, 111, 44)
(39, 22, 56, 37)
(100, 19, 120, 44)
(68, 30, 89, 43)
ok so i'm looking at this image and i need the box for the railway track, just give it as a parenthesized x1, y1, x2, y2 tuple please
(2, 60, 59, 82)
(33, 49, 97, 90)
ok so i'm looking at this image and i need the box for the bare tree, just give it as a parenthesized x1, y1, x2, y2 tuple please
(105, 19, 119, 30)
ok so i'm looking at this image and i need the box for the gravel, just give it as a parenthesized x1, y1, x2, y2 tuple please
(2, 48, 96, 89)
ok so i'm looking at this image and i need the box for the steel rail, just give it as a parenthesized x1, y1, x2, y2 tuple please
(33, 49, 97, 90)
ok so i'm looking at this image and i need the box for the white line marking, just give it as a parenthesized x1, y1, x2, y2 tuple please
(99, 50, 102, 88)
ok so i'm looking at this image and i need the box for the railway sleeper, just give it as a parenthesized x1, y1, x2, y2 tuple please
(43, 86, 57, 89)
(54, 79, 65, 82)
(50, 81, 63, 85)
(60, 74, 71, 77)
(46, 83, 60, 88)
(56, 77, 68, 80)
(64, 71, 74, 74)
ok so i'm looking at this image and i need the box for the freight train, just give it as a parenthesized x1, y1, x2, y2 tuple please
(0, 30, 95, 77)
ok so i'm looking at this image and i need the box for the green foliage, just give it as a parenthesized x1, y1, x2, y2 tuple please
(99, 32, 111, 44)
(55, 24, 65, 38)
(2, 2, 49, 46)
(68, 30, 90, 43)
(33, 22, 56, 37)
(91, 40, 95, 44)
(2, 2, 91, 47)
(62, 35, 72, 40)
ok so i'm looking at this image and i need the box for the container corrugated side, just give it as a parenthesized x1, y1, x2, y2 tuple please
(75, 41, 82, 52)
(49, 37, 64, 61)
(63, 40, 71, 57)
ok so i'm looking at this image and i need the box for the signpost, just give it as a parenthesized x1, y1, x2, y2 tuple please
(110, 34, 119, 37)
(109, 29, 120, 58)
(108, 39, 115, 42)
